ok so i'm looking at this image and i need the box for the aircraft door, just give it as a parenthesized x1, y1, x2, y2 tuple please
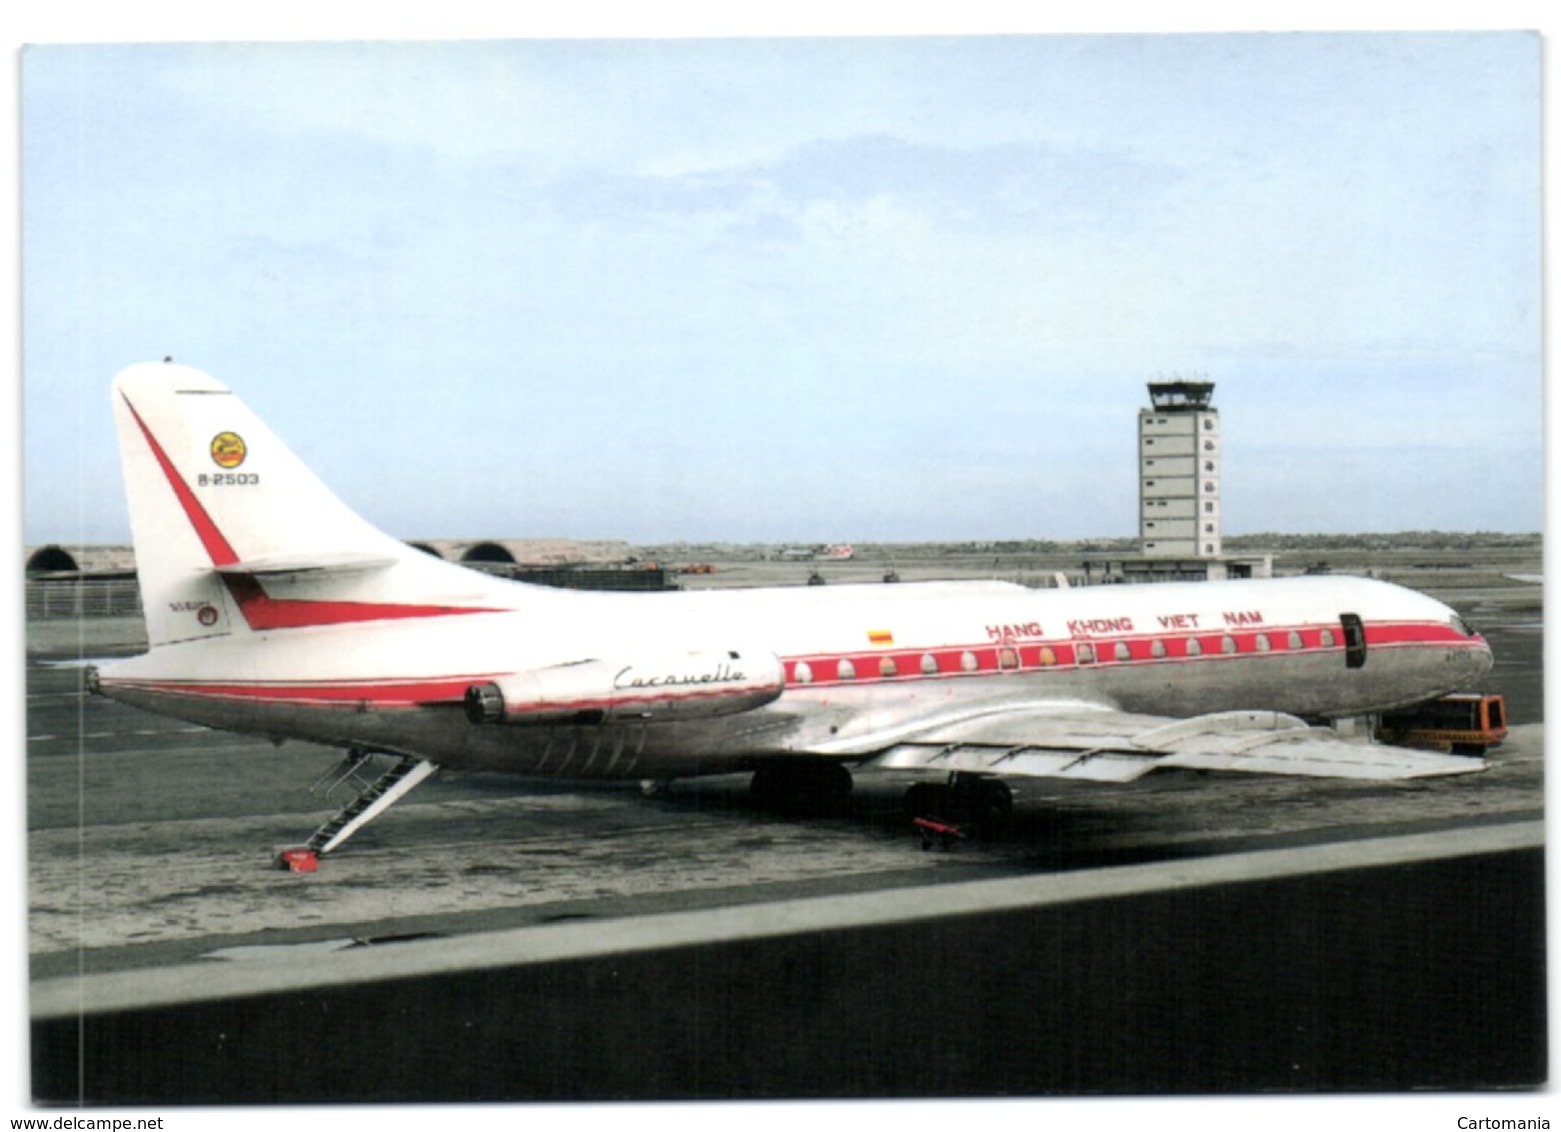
(1340, 613, 1367, 669)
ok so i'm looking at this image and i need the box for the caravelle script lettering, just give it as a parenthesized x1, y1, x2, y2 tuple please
(614, 662, 748, 691)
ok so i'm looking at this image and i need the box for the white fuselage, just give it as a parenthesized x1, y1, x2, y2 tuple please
(97, 573, 1493, 779)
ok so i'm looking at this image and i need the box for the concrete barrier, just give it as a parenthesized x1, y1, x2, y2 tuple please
(32, 822, 1545, 1102)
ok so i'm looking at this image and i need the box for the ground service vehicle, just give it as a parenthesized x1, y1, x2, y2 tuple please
(1375, 693, 1507, 755)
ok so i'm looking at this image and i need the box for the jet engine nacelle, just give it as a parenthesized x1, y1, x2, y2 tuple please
(464, 649, 786, 725)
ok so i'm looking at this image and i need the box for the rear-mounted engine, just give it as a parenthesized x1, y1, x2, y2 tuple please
(464, 649, 785, 725)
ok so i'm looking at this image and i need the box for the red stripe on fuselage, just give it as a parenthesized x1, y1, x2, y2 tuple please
(782, 620, 1485, 687)
(102, 620, 1484, 709)
(105, 675, 492, 706)
(121, 391, 499, 629)
(105, 675, 779, 712)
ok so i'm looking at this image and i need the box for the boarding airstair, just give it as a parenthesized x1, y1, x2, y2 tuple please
(303, 751, 438, 855)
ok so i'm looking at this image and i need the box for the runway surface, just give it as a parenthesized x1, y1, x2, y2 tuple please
(25, 613, 1543, 981)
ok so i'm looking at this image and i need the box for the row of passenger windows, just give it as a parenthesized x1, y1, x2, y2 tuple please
(789, 629, 1337, 683)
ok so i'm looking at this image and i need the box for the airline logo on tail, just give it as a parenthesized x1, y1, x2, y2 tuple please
(210, 431, 247, 468)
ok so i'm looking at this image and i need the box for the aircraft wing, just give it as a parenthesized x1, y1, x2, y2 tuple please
(851, 704, 1486, 782)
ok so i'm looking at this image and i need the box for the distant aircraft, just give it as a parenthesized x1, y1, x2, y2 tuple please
(93, 363, 1493, 861)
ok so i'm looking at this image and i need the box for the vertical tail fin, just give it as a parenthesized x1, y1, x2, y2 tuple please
(112, 361, 508, 647)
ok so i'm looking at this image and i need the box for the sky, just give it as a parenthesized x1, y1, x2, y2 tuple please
(19, 28, 1542, 545)
(3, 10, 1555, 1128)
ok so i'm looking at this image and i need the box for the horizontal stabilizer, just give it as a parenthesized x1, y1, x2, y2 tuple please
(213, 551, 400, 579)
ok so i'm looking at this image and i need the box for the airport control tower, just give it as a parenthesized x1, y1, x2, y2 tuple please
(1139, 380, 1220, 559)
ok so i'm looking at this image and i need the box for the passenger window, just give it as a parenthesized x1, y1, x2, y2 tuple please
(1186, 639, 1203, 656)
(1255, 633, 1271, 652)
(1114, 642, 1131, 662)
(837, 658, 856, 680)
(793, 661, 814, 684)
(1076, 643, 1096, 665)
(1151, 640, 1167, 659)
(1319, 629, 1336, 649)
(879, 657, 898, 678)
(997, 648, 1019, 671)
(920, 653, 939, 675)
(1038, 647, 1057, 667)
(960, 650, 979, 672)
(1287, 630, 1303, 650)
(1221, 635, 1237, 655)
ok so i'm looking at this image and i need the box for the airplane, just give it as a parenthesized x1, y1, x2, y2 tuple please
(90, 361, 1495, 863)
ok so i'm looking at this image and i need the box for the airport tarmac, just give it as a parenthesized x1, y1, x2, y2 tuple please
(25, 585, 1543, 982)
(23, 561, 1546, 1098)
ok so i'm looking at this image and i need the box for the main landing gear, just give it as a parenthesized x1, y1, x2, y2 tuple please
(749, 761, 854, 814)
(903, 772, 1013, 840)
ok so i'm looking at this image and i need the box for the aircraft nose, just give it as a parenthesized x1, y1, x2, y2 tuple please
(1452, 633, 1495, 688)
(1471, 635, 1495, 679)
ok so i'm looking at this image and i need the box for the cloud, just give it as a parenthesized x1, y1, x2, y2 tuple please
(544, 134, 1185, 242)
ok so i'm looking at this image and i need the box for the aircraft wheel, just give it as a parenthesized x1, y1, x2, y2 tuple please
(974, 779, 1013, 836)
(819, 761, 854, 799)
(751, 763, 854, 814)
(903, 781, 946, 820)
(749, 765, 791, 808)
(979, 778, 1013, 815)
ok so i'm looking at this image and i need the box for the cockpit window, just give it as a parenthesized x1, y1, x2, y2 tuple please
(1451, 615, 1479, 637)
